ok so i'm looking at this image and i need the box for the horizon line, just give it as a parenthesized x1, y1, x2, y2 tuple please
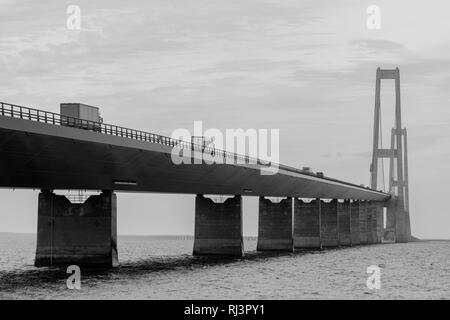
(0, 231, 449, 241)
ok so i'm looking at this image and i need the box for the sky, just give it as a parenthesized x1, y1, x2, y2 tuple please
(0, 0, 449, 238)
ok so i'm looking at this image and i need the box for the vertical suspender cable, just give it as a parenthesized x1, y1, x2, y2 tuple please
(379, 107, 386, 192)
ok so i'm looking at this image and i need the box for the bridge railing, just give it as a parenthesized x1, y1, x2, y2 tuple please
(0, 101, 386, 192)
(0, 101, 267, 166)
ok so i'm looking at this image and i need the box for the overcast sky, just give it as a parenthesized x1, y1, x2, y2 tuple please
(0, 0, 449, 238)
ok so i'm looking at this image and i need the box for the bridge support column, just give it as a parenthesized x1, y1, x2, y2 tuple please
(293, 199, 321, 249)
(384, 205, 396, 241)
(320, 200, 339, 247)
(35, 190, 118, 267)
(338, 200, 351, 246)
(366, 202, 383, 244)
(350, 201, 360, 245)
(359, 202, 368, 244)
(375, 204, 384, 243)
(193, 195, 243, 256)
(257, 197, 293, 251)
(387, 197, 411, 243)
(366, 202, 376, 244)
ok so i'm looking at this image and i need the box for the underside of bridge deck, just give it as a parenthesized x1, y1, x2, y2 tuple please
(0, 115, 391, 201)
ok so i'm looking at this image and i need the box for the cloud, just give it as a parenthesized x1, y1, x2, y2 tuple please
(0, 0, 450, 238)
(349, 39, 406, 53)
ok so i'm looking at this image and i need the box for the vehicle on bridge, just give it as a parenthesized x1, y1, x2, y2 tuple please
(60, 103, 103, 132)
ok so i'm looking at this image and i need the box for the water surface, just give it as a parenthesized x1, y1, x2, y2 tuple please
(0, 233, 448, 299)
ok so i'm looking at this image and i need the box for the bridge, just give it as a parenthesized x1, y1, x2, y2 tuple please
(0, 68, 411, 267)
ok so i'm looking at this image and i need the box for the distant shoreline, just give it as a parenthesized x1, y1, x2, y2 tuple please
(0, 232, 258, 240)
(0, 232, 448, 241)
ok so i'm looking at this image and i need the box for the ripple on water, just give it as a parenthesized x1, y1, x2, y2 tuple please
(0, 234, 449, 299)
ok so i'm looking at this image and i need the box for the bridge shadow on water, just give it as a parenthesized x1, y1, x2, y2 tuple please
(0, 247, 353, 292)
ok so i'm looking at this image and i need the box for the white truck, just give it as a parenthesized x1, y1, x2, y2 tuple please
(60, 103, 103, 132)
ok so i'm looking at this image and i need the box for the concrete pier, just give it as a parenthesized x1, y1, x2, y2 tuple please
(338, 200, 351, 246)
(350, 201, 360, 245)
(193, 195, 243, 256)
(35, 190, 118, 267)
(359, 201, 368, 244)
(376, 205, 384, 243)
(365, 202, 376, 244)
(388, 197, 411, 243)
(367, 202, 383, 244)
(385, 201, 396, 241)
(320, 200, 339, 247)
(293, 199, 321, 249)
(257, 197, 293, 252)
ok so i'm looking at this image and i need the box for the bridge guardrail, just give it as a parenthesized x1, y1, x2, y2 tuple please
(0, 102, 268, 166)
(0, 101, 388, 194)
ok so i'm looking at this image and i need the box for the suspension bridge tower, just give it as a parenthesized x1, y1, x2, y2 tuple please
(370, 67, 411, 243)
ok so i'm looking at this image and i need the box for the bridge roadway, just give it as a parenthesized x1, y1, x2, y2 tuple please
(0, 102, 388, 201)
(0, 102, 392, 267)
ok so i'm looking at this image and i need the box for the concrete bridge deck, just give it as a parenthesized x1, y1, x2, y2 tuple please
(0, 102, 389, 201)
